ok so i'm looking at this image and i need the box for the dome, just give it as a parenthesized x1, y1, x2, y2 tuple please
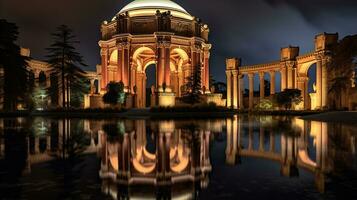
(118, 0, 192, 19)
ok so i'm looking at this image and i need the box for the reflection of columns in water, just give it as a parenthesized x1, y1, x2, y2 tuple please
(248, 116, 253, 150)
(259, 126, 264, 151)
(269, 129, 275, 152)
(165, 132, 171, 175)
(313, 121, 328, 172)
(248, 73, 254, 109)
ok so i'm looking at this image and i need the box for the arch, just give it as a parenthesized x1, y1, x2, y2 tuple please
(298, 60, 317, 76)
(109, 49, 118, 65)
(133, 147, 156, 174)
(170, 48, 189, 72)
(133, 47, 156, 72)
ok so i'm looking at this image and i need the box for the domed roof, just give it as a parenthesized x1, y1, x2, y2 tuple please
(118, 0, 191, 18)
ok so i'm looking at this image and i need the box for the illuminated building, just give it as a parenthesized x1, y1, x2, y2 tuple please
(95, 0, 212, 108)
(226, 33, 356, 110)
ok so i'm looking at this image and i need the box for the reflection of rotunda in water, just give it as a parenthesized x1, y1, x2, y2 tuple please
(98, 120, 212, 199)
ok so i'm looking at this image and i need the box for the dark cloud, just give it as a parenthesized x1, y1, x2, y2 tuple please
(1, 0, 357, 82)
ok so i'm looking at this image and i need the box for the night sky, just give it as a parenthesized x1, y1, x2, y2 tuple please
(1, 0, 357, 83)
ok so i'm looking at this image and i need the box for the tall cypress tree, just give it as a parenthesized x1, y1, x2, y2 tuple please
(0, 19, 29, 111)
(182, 65, 202, 104)
(46, 25, 87, 109)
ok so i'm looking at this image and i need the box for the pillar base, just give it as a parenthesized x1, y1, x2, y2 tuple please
(125, 94, 134, 109)
(157, 92, 176, 107)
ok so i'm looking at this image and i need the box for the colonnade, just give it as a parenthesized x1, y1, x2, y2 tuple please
(225, 116, 331, 190)
(226, 33, 338, 110)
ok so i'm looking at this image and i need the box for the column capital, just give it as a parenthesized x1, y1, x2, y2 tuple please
(258, 72, 265, 78)
(232, 70, 238, 77)
(226, 70, 232, 77)
(100, 48, 108, 56)
(117, 42, 130, 49)
(157, 41, 171, 48)
(269, 71, 276, 76)
(191, 44, 202, 53)
(248, 73, 254, 79)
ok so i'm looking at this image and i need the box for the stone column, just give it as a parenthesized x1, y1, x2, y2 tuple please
(316, 56, 322, 108)
(100, 48, 108, 90)
(321, 57, 328, 108)
(90, 79, 95, 94)
(281, 67, 287, 91)
(232, 70, 238, 109)
(203, 50, 210, 92)
(259, 72, 265, 99)
(248, 73, 254, 109)
(287, 65, 293, 88)
(238, 75, 244, 109)
(163, 43, 171, 91)
(130, 65, 136, 94)
(226, 71, 232, 108)
(297, 76, 308, 110)
(117, 46, 123, 82)
(157, 42, 170, 91)
(269, 71, 275, 95)
(123, 43, 130, 89)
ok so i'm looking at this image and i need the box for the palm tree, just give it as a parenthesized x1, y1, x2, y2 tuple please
(0, 19, 29, 111)
(46, 25, 87, 109)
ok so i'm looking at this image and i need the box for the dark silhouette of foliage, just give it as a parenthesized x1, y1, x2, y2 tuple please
(182, 65, 202, 104)
(103, 81, 125, 106)
(0, 19, 29, 111)
(274, 89, 302, 110)
(328, 35, 357, 109)
(46, 25, 87, 109)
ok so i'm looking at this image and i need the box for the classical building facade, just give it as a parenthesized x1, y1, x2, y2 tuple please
(226, 33, 356, 110)
(96, 0, 211, 108)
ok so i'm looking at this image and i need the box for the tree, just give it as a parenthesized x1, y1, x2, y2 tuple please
(103, 81, 125, 106)
(274, 89, 302, 110)
(181, 65, 202, 104)
(328, 35, 357, 109)
(0, 19, 29, 111)
(46, 25, 87, 109)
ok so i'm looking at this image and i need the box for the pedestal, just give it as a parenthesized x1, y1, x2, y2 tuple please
(157, 92, 175, 107)
(310, 93, 317, 110)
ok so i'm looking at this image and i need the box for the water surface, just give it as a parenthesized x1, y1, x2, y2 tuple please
(0, 116, 356, 199)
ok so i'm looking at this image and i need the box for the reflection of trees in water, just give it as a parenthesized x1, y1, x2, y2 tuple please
(328, 123, 357, 175)
(264, 116, 302, 136)
(102, 121, 125, 142)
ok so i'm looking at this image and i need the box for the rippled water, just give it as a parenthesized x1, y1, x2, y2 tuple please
(0, 115, 356, 199)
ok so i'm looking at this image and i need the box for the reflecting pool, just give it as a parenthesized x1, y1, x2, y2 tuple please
(0, 116, 356, 199)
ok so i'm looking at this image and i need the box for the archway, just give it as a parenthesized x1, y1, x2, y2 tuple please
(170, 48, 189, 97)
(133, 47, 156, 108)
(145, 64, 156, 107)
